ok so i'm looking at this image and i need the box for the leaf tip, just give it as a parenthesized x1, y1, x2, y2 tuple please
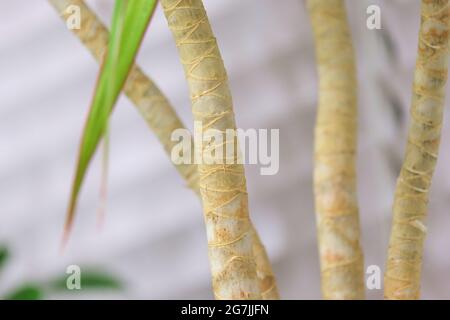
(60, 203, 76, 253)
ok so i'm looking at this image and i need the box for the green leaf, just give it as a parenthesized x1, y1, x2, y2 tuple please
(65, 0, 158, 236)
(0, 246, 9, 271)
(50, 270, 122, 291)
(5, 284, 43, 300)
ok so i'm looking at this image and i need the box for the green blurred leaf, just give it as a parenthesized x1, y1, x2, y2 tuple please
(0, 246, 9, 271)
(50, 270, 122, 291)
(65, 0, 158, 234)
(5, 284, 43, 300)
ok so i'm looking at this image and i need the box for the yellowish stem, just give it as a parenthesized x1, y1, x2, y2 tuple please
(307, 0, 364, 299)
(385, 0, 449, 300)
(160, 0, 262, 299)
(49, 0, 278, 299)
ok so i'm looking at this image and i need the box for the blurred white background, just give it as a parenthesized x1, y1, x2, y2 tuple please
(1, 0, 450, 299)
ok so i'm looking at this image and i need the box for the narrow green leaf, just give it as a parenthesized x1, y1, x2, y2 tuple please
(50, 270, 122, 291)
(65, 0, 158, 238)
(96, 123, 110, 229)
(4, 284, 43, 300)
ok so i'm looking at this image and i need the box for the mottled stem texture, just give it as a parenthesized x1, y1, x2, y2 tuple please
(385, 0, 449, 300)
(161, 0, 262, 299)
(307, 0, 365, 299)
(49, 0, 278, 299)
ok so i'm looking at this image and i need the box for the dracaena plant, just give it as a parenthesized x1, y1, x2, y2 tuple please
(27, 0, 450, 301)
(50, 0, 277, 300)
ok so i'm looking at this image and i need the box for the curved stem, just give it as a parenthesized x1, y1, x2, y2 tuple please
(160, 0, 262, 299)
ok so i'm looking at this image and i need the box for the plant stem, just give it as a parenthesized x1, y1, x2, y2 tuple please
(385, 0, 450, 300)
(307, 0, 364, 299)
(160, 0, 262, 299)
(49, 0, 278, 299)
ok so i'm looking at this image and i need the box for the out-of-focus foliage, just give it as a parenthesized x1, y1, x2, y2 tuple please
(0, 245, 122, 300)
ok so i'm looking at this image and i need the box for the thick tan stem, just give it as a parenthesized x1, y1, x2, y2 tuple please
(385, 0, 449, 300)
(160, 0, 261, 299)
(307, 0, 364, 299)
(49, 0, 278, 299)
